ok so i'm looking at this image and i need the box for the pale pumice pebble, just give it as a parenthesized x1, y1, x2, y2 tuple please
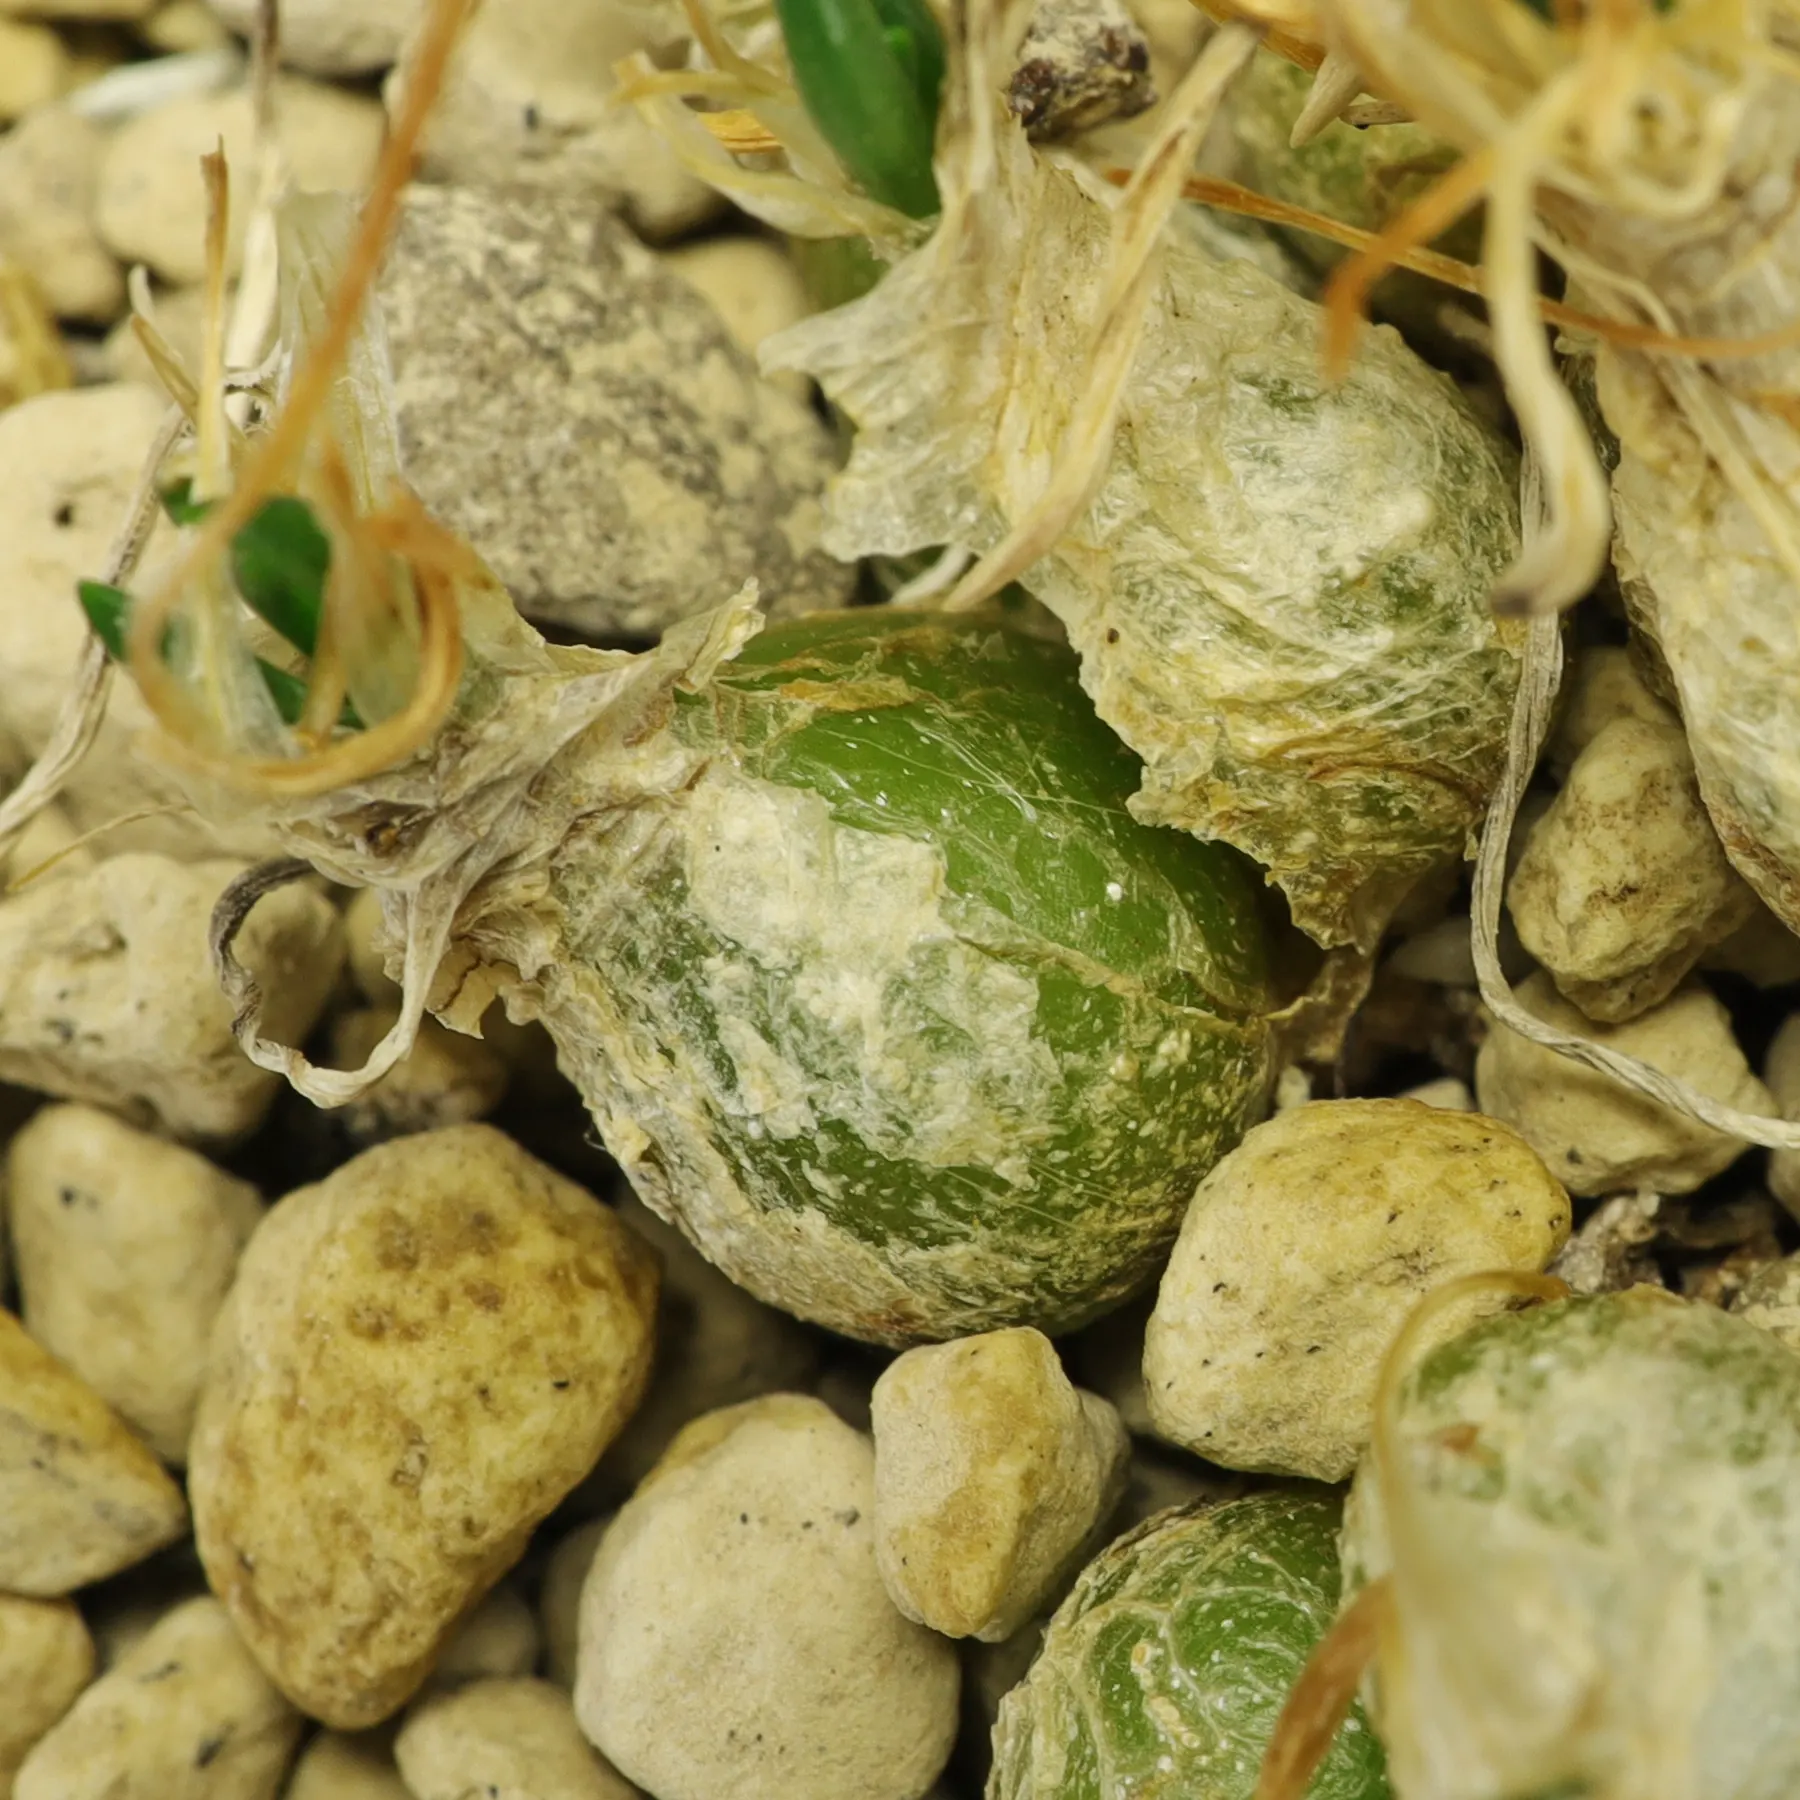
(398, 1678, 638, 1800)
(388, 0, 718, 242)
(188, 1125, 659, 1730)
(539, 1518, 608, 1691)
(1700, 900, 1800, 987)
(0, 20, 69, 123)
(1730, 1254, 1800, 1354)
(101, 281, 211, 388)
(1144, 1099, 1570, 1481)
(574, 1394, 959, 1800)
(283, 1732, 409, 1800)
(0, 385, 273, 856)
(204, 0, 421, 73)
(0, 0, 154, 19)
(1272, 1063, 1312, 1111)
(660, 236, 813, 402)
(95, 76, 383, 284)
(1508, 715, 1756, 1022)
(343, 886, 400, 1004)
(0, 803, 94, 886)
(1545, 642, 1678, 778)
(15, 1596, 302, 1800)
(425, 1582, 540, 1690)
(8, 1103, 262, 1464)
(0, 854, 344, 1144)
(0, 1307, 187, 1594)
(0, 1595, 94, 1799)
(139, 0, 234, 54)
(569, 1191, 820, 1509)
(328, 1005, 510, 1146)
(1763, 1013, 1800, 1221)
(1476, 972, 1772, 1197)
(871, 1328, 1129, 1642)
(1398, 1074, 1475, 1110)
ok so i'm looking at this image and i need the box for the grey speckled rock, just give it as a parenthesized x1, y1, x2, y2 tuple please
(378, 183, 855, 641)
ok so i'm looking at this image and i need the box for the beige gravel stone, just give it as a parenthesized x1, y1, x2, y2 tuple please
(0, 854, 342, 1143)
(0, 1308, 187, 1595)
(575, 1395, 958, 1800)
(139, 1, 233, 52)
(394, 0, 718, 241)
(343, 886, 400, 1004)
(203, 0, 420, 72)
(0, 1596, 94, 1799)
(328, 1006, 509, 1146)
(1546, 643, 1677, 778)
(659, 236, 812, 403)
(377, 182, 853, 640)
(283, 1732, 409, 1800)
(0, 0, 153, 18)
(101, 281, 207, 387)
(15, 1596, 302, 1800)
(1144, 1099, 1571, 1481)
(576, 1192, 818, 1506)
(1509, 716, 1756, 1022)
(0, 21, 70, 121)
(871, 1329, 1128, 1642)
(96, 77, 382, 284)
(426, 1582, 540, 1690)
(8, 1103, 262, 1463)
(1765, 1013, 1800, 1221)
(539, 1518, 606, 1691)
(398, 1678, 637, 1800)
(189, 1125, 659, 1729)
(1476, 972, 1772, 1197)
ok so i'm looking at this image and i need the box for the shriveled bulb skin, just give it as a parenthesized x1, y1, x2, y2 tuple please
(768, 123, 1522, 951)
(991, 1489, 1391, 1800)
(534, 609, 1274, 1344)
(1343, 1289, 1800, 1800)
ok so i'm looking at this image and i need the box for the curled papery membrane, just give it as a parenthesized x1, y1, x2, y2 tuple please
(1304, 0, 1800, 935)
(755, 0, 1523, 950)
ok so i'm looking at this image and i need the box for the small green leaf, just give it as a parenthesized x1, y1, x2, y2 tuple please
(77, 579, 131, 660)
(75, 575, 359, 730)
(159, 478, 213, 527)
(230, 495, 330, 657)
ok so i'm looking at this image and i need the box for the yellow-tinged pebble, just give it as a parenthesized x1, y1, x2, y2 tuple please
(1476, 973, 1771, 1196)
(15, 1597, 300, 1800)
(1144, 1098, 1571, 1481)
(8, 1104, 262, 1464)
(870, 1329, 1128, 1642)
(0, 1595, 94, 1799)
(284, 1732, 411, 1800)
(0, 1309, 187, 1595)
(188, 1125, 659, 1729)
(398, 1678, 639, 1800)
(1509, 715, 1755, 1022)
(575, 1394, 959, 1800)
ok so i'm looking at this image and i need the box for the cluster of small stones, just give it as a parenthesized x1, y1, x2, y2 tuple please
(3, 3, 1800, 1798)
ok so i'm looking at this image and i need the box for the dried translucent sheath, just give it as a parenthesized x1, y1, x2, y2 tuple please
(766, 122, 1523, 951)
(1345, 1290, 1800, 1800)
(223, 605, 1275, 1346)
(991, 1490, 1391, 1800)
(1312, 0, 1800, 934)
